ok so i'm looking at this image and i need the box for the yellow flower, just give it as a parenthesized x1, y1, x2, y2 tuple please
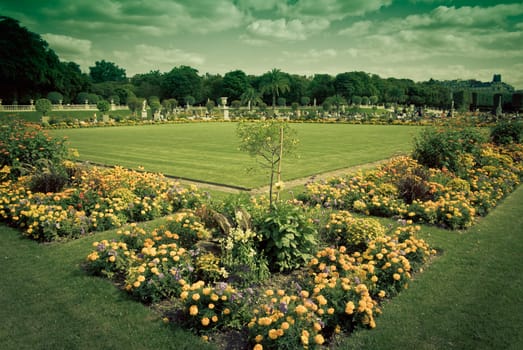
(189, 305, 198, 316)
(268, 329, 279, 340)
(393, 273, 401, 281)
(253, 344, 263, 350)
(345, 301, 355, 315)
(378, 290, 386, 298)
(314, 334, 325, 345)
(137, 275, 146, 282)
(211, 315, 218, 323)
(208, 303, 215, 309)
(201, 317, 210, 326)
(133, 281, 141, 288)
(255, 334, 263, 343)
(327, 307, 335, 315)
(301, 330, 309, 345)
(192, 293, 201, 301)
(295, 305, 307, 315)
(223, 308, 230, 315)
(281, 321, 290, 330)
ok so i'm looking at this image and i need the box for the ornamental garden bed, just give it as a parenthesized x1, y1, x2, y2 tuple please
(1, 120, 522, 349)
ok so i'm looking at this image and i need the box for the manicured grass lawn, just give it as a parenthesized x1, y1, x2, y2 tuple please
(339, 185, 523, 350)
(0, 221, 215, 350)
(51, 123, 420, 188)
(2, 186, 522, 349)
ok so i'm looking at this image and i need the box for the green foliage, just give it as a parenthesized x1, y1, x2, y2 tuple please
(253, 202, 317, 272)
(29, 159, 69, 193)
(35, 98, 52, 116)
(0, 120, 67, 178)
(412, 127, 486, 176)
(205, 100, 215, 112)
(490, 121, 522, 145)
(237, 121, 298, 204)
(89, 59, 126, 83)
(47, 91, 63, 104)
(96, 100, 111, 113)
(220, 226, 270, 287)
(324, 211, 385, 251)
(165, 211, 211, 249)
(260, 68, 290, 109)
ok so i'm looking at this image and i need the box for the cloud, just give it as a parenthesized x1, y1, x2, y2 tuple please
(281, 49, 338, 67)
(247, 18, 330, 40)
(42, 33, 92, 56)
(113, 44, 205, 75)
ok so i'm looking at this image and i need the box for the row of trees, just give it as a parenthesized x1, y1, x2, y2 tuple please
(1, 16, 517, 112)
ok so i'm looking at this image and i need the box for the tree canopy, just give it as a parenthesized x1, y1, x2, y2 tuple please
(89, 60, 127, 83)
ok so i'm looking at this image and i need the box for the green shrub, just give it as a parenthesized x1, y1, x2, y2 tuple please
(412, 127, 486, 176)
(254, 202, 317, 272)
(324, 211, 385, 251)
(490, 121, 522, 145)
(0, 120, 67, 178)
(29, 159, 69, 193)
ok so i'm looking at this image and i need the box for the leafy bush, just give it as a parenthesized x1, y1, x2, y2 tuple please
(490, 121, 522, 145)
(29, 159, 69, 193)
(324, 211, 385, 251)
(0, 120, 67, 178)
(412, 127, 486, 176)
(253, 202, 317, 272)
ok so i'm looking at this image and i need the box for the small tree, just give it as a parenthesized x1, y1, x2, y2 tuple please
(148, 96, 161, 114)
(35, 98, 52, 116)
(206, 100, 215, 114)
(96, 100, 111, 114)
(237, 121, 298, 206)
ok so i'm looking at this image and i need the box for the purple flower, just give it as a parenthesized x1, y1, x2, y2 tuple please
(279, 302, 288, 313)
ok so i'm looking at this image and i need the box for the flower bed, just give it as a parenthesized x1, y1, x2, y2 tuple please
(85, 214, 435, 349)
(0, 165, 202, 241)
(299, 143, 523, 229)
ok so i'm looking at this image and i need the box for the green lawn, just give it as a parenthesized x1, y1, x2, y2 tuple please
(339, 185, 523, 350)
(0, 221, 215, 350)
(1, 186, 522, 349)
(51, 123, 420, 188)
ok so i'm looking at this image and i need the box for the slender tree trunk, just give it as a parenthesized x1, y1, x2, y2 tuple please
(276, 126, 284, 201)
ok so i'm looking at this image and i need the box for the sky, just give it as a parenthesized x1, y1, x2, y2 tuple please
(2, 0, 523, 88)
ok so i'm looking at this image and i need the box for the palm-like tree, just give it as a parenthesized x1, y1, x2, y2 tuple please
(241, 87, 263, 110)
(260, 68, 290, 110)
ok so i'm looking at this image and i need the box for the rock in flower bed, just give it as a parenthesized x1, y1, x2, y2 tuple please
(0, 164, 202, 241)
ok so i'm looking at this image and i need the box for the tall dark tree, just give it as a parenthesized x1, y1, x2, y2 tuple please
(0, 16, 64, 102)
(309, 74, 334, 105)
(131, 70, 163, 98)
(162, 65, 202, 104)
(89, 60, 126, 83)
(222, 70, 249, 102)
(57, 61, 90, 103)
(201, 73, 223, 104)
(260, 68, 290, 109)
